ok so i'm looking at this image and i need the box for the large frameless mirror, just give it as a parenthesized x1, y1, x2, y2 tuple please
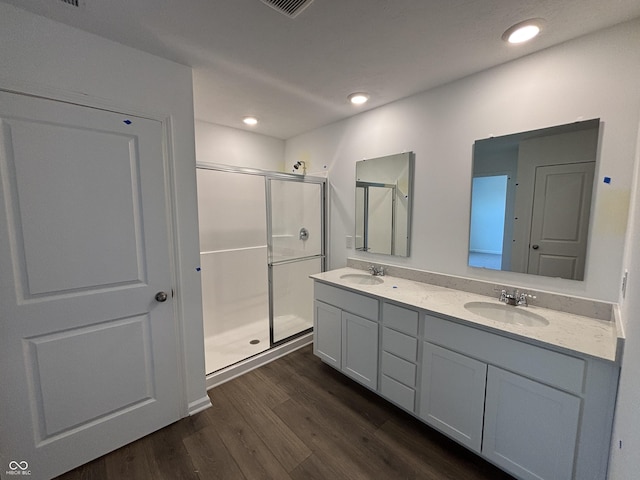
(468, 119, 600, 280)
(356, 152, 413, 256)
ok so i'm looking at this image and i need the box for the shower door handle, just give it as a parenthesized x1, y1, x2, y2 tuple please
(155, 291, 168, 302)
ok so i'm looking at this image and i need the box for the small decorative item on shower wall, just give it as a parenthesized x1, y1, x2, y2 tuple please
(355, 152, 414, 257)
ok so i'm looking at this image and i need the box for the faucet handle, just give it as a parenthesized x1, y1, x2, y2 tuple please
(498, 289, 507, 303)
(517, 292, 537, 306)
(368, 265, 384, 276)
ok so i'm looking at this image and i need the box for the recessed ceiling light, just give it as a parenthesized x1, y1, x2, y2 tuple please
(502, 19, 543, 44)
(348, 92, 370, 105)
(243, 116, 258, 126)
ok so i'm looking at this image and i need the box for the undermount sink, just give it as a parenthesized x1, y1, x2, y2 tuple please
(464, 301, 549, 327)
(339, 273, 384, 285)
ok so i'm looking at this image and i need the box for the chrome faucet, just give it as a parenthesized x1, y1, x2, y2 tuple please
(368, 265, 385, 276)
(499, 288, 535, 306)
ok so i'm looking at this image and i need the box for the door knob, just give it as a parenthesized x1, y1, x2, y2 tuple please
(155, 291, 168, 302)
(532, 245, 539, 250)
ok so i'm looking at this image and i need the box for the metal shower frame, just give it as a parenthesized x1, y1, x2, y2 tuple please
(196, 162, 327, 347)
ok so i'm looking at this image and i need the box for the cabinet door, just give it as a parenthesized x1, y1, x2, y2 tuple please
(483, 366, 580, 480)
(313, 300, 342, 368)
(342, 312, 379, 389)
(419, 342, 487, 452)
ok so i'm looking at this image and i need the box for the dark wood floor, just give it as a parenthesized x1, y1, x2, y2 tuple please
(56, 345, 514, 479)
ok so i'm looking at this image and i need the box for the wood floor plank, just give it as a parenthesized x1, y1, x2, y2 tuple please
(276, 370, 379, 436)
(273, 385, 435, 480)
(143, 420, 200, 480)
(208, 387, 293, 480)
(55, 456, 107, 480)
(269, 348, 392, 429)
(273, 398, 373, 480)
(213, 367, 289, 409)
(183, 426, 246, 480)
(375, 417, 513, 480)
(218, 374, 312, 472)
(103, 439, 154, 480)
(289, 452, 356, 480)
(258, 350, 301, 385)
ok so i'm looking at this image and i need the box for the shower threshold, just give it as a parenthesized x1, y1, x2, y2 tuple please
(205, 331, 313, 389)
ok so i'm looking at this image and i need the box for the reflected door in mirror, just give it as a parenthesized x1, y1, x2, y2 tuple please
(469, 119, 599, 280)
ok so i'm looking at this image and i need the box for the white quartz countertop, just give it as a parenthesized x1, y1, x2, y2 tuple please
(311, 268, 622, 364)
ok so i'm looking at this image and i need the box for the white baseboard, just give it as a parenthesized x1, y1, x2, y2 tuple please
(206, 333, 313, 389)
(188, 395, 213, 415)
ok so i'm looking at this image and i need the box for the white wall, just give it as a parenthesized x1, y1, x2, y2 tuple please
(286, 19, 640, 302)
(0, 3, 208, 412)
(608, 123, 640, 479)
(195, 120, 284, 171)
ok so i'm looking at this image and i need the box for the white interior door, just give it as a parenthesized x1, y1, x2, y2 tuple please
(0, 91, 182, 479)
(527, 162, 595, 279)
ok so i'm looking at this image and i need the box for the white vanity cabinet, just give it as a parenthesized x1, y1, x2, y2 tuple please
(313, 300, 342, 369)
(313, 282, 379, 389)
(342, 311, 378, 388)
(421, 313, 610, 480)
(312, 278, 620, 480)
(380, 302, 420, 412)
(483, 366, 581, 480)
(419, 342, 487, 452)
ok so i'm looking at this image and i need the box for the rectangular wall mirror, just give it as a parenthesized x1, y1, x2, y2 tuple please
(468, 119, 600, 280)
(356, 152, 413, 256)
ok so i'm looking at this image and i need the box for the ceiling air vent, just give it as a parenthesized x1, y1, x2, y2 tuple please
(260, 0, 315, 18)
(58, 0, 83, 7)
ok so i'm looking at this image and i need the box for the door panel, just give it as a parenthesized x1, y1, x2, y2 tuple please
(483, 366, 581, 480)
(419, 342, 487, 452)
(527, 162, 595, 279)
(26, 315, 153, 438)
(342, 312, 378, 389)
(313, 300, 341, 368)
(0, 91, 180, 479)
(10, 120, 144, 295)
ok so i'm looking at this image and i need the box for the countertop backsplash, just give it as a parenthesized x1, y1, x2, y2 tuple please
(346, 258, 614, 321)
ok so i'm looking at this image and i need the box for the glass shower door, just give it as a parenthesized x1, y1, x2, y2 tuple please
(268, 178, 324, 344)
(197, 168, 270, 374)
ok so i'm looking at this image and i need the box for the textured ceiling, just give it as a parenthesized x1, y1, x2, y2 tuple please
(4, 0, 640, 139)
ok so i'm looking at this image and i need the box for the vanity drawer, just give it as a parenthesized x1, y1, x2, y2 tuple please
(314, 282, 378, 321)
(381, 375, 415, 412)
(383, 302, 419, 336)
(424, 314, 585, 394)
(382, 327, 418, 362)
(381, 351, 416, 387)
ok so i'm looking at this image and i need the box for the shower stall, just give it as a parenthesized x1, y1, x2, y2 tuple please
(196, 164, 326, 375)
